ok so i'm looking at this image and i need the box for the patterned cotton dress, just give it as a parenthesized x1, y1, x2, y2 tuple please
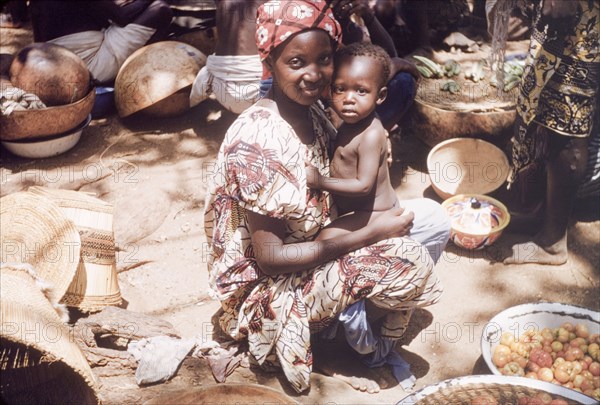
(203, 102, 442, 392)
(510, 0, 600, 182)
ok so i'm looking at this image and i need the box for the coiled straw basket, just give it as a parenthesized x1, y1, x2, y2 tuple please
(397, 375, 592, 404)
(0, 191, 81, 300)
(28, 186, 122, 312)
(0, 264, 99, 404)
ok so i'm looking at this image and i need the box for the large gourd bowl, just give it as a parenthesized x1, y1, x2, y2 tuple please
(0, 87, 95, 141)
(427, 137, 510, 201)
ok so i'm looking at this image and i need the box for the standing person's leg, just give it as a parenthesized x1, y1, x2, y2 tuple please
(505, 131, 589, 265)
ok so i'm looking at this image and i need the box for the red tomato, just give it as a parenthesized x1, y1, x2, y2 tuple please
(554, 363, 573, 384)
(537, 367, 554, 382)
(494, 344, 511, 357)
(589, 361, 600, 376)
(575, 324, 589, 339)
(572, 374, 586, 389)
(580, 378, 595, 392)
(530, 347, 553, 368)
(527, 360, 541, 373)
(502, 362, 525, 377)
(493, 352, 510, 368)
(541, 329, 554, 345)
(569, 337, 586, 348)
(561, 322, 574, 332)
(565, 347, 584, 362)
(588, 343, 599, 360)
(557, 328, 570, 343)
(511, 353, 528, 369)
(500, 332, 516, 347)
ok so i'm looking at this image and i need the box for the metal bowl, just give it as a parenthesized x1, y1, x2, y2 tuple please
(481, 302, 600, 378)
(0, 87, 95, 141)
(1, 114, 91, 158)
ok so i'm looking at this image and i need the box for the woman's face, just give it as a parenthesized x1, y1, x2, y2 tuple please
(267, 29, 334, 106)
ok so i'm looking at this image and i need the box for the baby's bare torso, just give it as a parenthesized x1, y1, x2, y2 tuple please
(330, 119, 398, 215)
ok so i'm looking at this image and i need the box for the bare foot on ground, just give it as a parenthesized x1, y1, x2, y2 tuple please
(330, 372, 380, 393)
(312, 336, 394, 394)
(503, 240, 568, 265)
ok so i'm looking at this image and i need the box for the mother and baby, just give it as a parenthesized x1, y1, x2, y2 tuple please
(203, 0, 451, 394)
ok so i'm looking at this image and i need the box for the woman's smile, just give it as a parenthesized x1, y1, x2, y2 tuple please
(300, 81, 323, 96)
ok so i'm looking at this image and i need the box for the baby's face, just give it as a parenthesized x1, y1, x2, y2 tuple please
(330, 55, 386, 125)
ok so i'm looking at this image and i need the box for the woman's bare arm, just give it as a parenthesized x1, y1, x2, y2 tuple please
(90, 0, 153, 27)
(246, 206, 414, 276)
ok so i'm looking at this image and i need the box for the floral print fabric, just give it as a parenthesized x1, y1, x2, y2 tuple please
(255, 0, 343, 61)
(203, 103, 441, 392)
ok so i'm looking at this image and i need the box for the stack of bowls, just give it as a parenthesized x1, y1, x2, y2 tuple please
(1, 43, 95, 158)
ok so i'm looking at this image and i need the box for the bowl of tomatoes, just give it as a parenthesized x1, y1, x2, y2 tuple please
(481, 302, 600, 401)
(396, 375, 592, 404)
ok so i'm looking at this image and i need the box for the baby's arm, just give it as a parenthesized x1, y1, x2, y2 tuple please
(307, 127, 384, 196)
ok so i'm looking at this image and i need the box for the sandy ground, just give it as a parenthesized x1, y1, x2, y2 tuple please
(1, 24, 599, 405)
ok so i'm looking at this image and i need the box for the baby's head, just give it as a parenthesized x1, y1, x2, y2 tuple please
(331, 42, 391, 124)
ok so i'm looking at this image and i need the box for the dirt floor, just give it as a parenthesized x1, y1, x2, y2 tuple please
(1, 24, 599, 405)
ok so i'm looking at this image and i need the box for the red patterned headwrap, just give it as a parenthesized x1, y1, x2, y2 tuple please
(256, 0, 343, 63)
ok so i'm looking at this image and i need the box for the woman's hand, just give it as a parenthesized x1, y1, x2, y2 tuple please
(369, 206, 414, 241)
(325, 106, 344, 129)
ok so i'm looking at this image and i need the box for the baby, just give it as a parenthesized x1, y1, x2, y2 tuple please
(308, 42, 411, 239)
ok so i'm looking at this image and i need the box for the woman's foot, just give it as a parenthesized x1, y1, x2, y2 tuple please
(312, 330, 392, 394)
(503, 237, 568, 265)
(330, 372, 380, 393)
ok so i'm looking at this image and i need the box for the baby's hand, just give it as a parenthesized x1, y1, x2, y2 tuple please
(305, 164, 322, 189)
(372, 207, 414, 240)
